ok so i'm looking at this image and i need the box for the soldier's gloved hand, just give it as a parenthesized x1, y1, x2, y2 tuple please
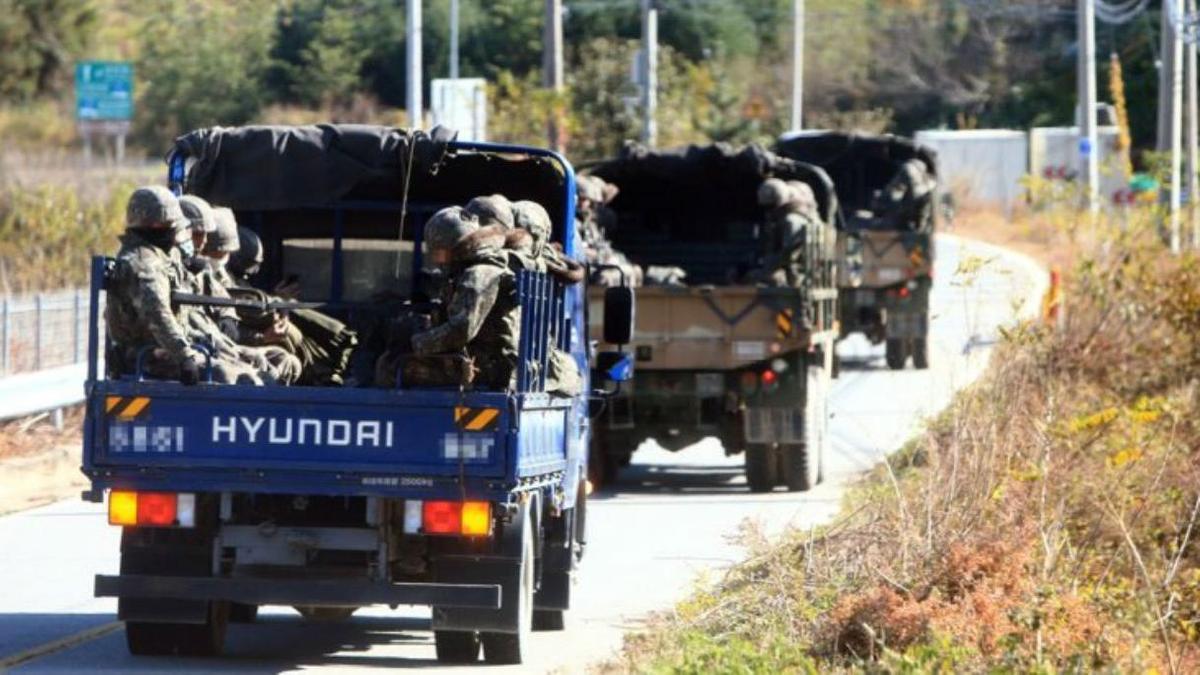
(218, 317, 240, 342)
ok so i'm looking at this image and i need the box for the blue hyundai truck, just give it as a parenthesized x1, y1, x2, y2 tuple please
(79, 125, 633, 664)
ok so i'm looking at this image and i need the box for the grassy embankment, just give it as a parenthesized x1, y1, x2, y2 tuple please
(616, 203, 1200, 673)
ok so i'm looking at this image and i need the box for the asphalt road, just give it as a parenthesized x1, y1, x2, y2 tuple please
(0, 235, 1043, 674)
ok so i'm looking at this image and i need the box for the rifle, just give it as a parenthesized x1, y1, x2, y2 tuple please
(171, 292, 324, 313)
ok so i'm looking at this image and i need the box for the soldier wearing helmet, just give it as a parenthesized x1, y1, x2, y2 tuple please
(465, 194, 515, 230)
(386, 206, 521, 389)
(755, 176, 820, 295)
(105, 186, 264, 384)
(179, 195, 217, 258)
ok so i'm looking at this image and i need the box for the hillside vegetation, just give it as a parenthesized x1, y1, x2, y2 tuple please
(616, 208, 1200, 673)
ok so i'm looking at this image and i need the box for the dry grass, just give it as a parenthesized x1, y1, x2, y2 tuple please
(0, 406, 83, 460)
(615, 205, 1200, 673)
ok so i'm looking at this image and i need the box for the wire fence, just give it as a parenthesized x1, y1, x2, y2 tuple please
(0, 289, 102, 377)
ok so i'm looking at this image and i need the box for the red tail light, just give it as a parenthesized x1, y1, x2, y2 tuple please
(422, 501, 461, 535)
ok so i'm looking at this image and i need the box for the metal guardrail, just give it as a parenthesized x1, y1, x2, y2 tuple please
(0, 288, 101, 422)
(0, 289, 101, 377)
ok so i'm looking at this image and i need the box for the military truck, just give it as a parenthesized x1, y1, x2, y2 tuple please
(586, 144, 839, 493)
(81, 125, 634, 664)
(775, 132, 938, 370)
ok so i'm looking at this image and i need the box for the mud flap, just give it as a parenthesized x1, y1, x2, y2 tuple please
(432, 501, 531, 634)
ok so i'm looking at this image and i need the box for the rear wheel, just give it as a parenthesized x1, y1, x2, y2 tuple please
(783, 367, 823, 492)
(587, 432, 620, 489)
(745, 443, 776, 493)
(481, 504, 535, 665)
(885, 338, 907, 370)
(533, 609, 565, 631)
(911, 338, 929, 370)
(434, 630, 481, 663)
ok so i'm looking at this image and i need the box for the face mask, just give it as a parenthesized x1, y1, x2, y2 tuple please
(178, 239, 195, 259)
(137, 228, 178, 252)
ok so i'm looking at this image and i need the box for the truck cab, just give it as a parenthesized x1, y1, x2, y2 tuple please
(81, 125, 630, 664)
(775, 131, 939, 370)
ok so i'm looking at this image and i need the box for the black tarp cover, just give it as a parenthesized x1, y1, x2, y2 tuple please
(590, 142, 839, 227)
(773, 132, 938, 211)
(173, 124, 456, 211)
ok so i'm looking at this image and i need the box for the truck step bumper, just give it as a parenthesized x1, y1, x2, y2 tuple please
(95, 574, 501, 609)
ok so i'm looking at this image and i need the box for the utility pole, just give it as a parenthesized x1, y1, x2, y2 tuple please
(641, 0, 658, 147)
(449, 0, 459, 80)
(1078, 0, 1099, 213)
(1172, 0, 1185, 253)
(1188, 0, 1200, 247)
(1159, 2, 1177, 151)
(791, 0, 805, 132)
(406, 0, 423, 129)
(543, 0, 564, 151)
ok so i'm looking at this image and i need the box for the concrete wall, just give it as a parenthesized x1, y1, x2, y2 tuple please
(1028, 126, 1129, 205)
(914, 129, 1029, 211)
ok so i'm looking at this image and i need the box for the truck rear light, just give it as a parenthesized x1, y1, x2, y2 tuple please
(739, 371, 759, 394)
(420, 500, 493, 537)
(760, 369, 779, 392)
(108, 491, 195, 528)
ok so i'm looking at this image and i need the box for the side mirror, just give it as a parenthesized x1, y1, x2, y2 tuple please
(595, 351, 634, 382)
(603, 286, 635, 345)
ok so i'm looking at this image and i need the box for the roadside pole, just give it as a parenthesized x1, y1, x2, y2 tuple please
(1078, 0, 1099, 213)
(449, 0, 459, 80)
(1188, 0, 1200, 247)
(641, 0, 658, 147)
(791, 0, 805, 132)
(543, 0, 564, 151)
(1172, 0, 1186, 253)
(406, 0, 423, 129)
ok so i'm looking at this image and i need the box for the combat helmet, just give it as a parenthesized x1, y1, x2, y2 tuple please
(512, 200, 552, 256)
(229, 227, 264, 279)
(126, 185, 189, 233)
(464, 194, 515, 230)
(423, 206, 479, 268)
(757, 178, 790, 208)
(178, 195, 217, 235)
(206, 208, 241, 254)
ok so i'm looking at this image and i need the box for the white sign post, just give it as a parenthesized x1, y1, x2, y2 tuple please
(430, 78, 488, 141)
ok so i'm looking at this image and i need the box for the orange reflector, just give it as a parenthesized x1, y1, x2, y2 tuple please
(460, 501, 491, 536)
(422, 500, 461, 535)
(108, 490, 138, 526)
(137, 492, 177, 526)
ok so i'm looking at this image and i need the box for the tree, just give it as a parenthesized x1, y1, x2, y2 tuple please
(0, 0, 97, 101)
(134, 1, 273, 151)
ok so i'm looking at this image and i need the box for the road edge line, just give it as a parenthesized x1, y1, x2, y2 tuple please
(0, 620, 121, 671)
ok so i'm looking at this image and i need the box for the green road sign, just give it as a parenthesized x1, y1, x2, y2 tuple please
(75, 61, 134, 121)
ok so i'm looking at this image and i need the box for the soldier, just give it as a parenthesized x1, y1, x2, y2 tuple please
(755, 177, 817, 289)
(106, 186, 264, 385)
(873, 158, 936, 231)
(388, 207, 520, 389)
(576, 175, 642, 287)
(179, 195, 217, 265)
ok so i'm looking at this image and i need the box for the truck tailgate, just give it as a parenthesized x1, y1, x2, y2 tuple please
(85, 380, 569, 495)
(589, 285, 818, 370)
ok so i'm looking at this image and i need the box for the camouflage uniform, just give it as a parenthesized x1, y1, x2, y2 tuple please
(106, 187, 263, 384)
(576, 175, 642, 287)
(405, 207, 520, 390)
(873, 159, 936, 231)
(757, 178, 816, 289)
(511, 200, 583, 397)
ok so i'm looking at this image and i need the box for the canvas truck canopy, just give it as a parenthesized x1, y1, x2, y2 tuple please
(586, 143, 838, 284)
(169, 125, 575, 303)
(774, 131, 939, 215)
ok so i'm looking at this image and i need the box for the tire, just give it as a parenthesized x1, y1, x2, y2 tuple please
(588, 433, 619, 489)
(126, 601, 229, 657)
(533, 609, 565, 631)
(434, 630, 481, 663)
(783, 367, 823, 492)
(911, 338, 929, 370)
(481, 507, 535, 665)
(885, 338, 907, 370)
(744, 443, 776, 493)
(229, 603, 258, 623)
